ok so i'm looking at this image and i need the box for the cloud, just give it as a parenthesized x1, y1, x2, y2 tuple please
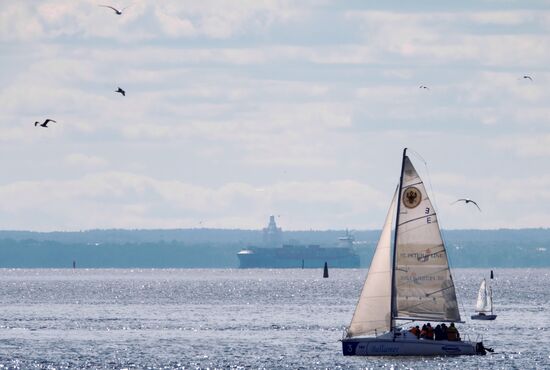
(0, 1, 308, 42)
(490, 134, 550, 158)
(65, 153, 108, 167)
(346, 10, 550, 67)
(1, 2, 549, 231)
(0, 3, 43, 41)
(468, 11, 533, 26)
(2, 166, 547, 230)
(0, 172, 384, 230)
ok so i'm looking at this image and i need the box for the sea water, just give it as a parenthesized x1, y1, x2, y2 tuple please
(0, 268, 548, 369)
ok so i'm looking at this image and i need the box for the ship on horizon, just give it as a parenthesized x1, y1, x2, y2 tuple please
(237, 216, 360, 268)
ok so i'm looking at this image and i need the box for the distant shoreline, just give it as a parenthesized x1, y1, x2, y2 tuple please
(0, 228, 548, 268)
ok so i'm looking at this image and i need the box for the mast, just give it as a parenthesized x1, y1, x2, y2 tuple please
(390, 147, 407, 330)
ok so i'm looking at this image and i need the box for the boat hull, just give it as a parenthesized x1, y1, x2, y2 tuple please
(342, 336, 485, 356)
(471, 314, 497, 320)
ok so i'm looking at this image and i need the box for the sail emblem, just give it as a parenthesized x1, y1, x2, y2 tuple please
(403, 186, 422, 208)
(418, 248, 432, 262)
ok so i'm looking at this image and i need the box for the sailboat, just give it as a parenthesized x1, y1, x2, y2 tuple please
(342, 148, 489, 356)
(471, 278, 497, 320)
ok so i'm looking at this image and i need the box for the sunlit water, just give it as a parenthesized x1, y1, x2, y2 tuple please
(0, 268, 548, 369)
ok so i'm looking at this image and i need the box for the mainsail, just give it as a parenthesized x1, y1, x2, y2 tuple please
(347, 190, 397, 337)
(393, 155, 461, 322)
(475, 279, 492, 313)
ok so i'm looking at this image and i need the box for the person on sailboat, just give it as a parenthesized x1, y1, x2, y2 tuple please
(420, 324, 428, 339)
(409, 325, 420, 339)
(441, 323, 448, 340)
(434, 324, 444, 340)
(426, 323, 434, 340)
(447, 323, 460, 341)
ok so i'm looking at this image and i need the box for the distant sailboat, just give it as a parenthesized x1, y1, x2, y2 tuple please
(471, 278, 497, 320)
(341, 148, 489, 356)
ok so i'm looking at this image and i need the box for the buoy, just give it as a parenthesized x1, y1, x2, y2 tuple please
(490, 270, 494, 279)
(323, 262, 329, 278)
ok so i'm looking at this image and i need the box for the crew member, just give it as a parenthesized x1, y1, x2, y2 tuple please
(420, 324, 428, 339)
(409, 325, 420, 339)
(447, 323, 460, 341)
(425, 323, 434, 340)
(434, 324, 443, 340)
(441, 323, 448, 340)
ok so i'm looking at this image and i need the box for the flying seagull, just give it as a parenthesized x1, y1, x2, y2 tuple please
(452, 198, 481, 212)
(419, 85, 429, 90)
(34, 119, 56, 128)
(116, 87, 126, 96)
(523, 75, 533, 81)
(99, 5, 128, 15)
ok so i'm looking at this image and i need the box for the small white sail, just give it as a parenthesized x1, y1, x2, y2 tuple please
(394, 156, 461, 322)
(475, 279, 488, 312)
(347, 190, 397, 337)
(475, 279, 493, 313)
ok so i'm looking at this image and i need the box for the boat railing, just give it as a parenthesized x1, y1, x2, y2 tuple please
(341, 327, 349, 339)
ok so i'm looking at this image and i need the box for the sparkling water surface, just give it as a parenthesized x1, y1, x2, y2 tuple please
(0, 268, 548, 369)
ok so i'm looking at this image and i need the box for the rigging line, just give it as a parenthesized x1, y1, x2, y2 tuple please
(394, 316, 464, 324)
(407, 148, 427, 166)
(398, 212, 437, 227)
(396, 286, 457, 311)
(398, 299, 445, 313)
(395, 266, 450, 287)
(352, 319, 391, 323)
(396, 222, 438, 237)
(425, 284, 455, 297)
(395, 289, 451, 312)
(403, 180, 423, 188)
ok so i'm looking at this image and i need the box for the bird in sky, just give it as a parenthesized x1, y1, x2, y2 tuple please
(419, 85, 429, 90)
(34, 119, 56, 128)
(116, 87, 126, 96)
(99, 5, 128, 15)
(451, 198, 481, 212)
(523, 75, 533, 81)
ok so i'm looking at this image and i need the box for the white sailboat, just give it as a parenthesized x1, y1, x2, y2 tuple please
(471, 278, 497, 320)
(342, 148, 489, 356)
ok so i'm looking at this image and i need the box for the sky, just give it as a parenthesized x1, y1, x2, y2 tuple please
(1, 0, 549, 231)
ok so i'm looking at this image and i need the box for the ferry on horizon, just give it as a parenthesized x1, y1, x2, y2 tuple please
(237, 216, 360, 268)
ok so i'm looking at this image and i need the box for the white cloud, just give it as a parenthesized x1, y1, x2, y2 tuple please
(1, 2, 549, 230)
(0, 3, 43, 41)
(490, 134, 550, 158)
(0, 1, 308, 41)
(347, 10, 550, 67)
(2, 166, 547, 230)
(65, 153, 108, 167)
(468, 11, 533, 26)
(154, 8, 197, 38)
(0, 172, 383, 230)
